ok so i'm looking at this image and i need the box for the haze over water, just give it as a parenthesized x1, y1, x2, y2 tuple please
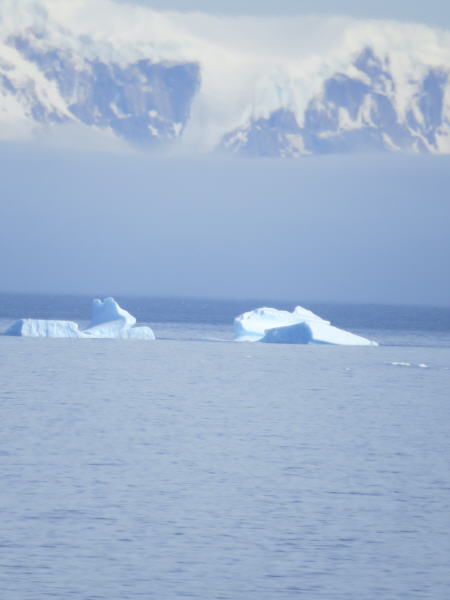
(1, 149, 449, 307)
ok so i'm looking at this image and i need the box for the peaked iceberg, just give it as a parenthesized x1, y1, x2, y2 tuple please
(234, 306, 377, 346)
(82, 297, 155, 339)
(87, 297, 137, 330)
(3, 297, 155, 340)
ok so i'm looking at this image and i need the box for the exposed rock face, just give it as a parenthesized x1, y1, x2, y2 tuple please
(4, 31, 200, 147)
(0, 1, 449, 157)
(221, 49, 450, 157)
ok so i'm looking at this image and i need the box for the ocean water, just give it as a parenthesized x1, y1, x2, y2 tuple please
(1, 295, 449, 600)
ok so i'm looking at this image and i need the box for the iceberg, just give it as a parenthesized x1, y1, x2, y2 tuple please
(234, 306, 378, 346)
(4, 319, 83, 338)
(2, 297, 156, 340)
(85, 297, 136, 331)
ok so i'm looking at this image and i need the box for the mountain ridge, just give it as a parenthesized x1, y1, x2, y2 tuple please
(1, 0, 449, 156)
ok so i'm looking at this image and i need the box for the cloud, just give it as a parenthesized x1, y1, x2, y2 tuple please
(34, 122, 135, 153)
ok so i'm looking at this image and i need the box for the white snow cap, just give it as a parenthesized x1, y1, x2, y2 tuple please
(234, 305, 378, 346)
(0, 0, 450, 150)
(2, 297, 156, 339)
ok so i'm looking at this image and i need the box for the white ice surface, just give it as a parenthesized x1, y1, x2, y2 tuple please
(3, 318, 83, 338)
(234, 306, 378, 346)
(87, 297, 136, 329)
(2, 297, 156, 340)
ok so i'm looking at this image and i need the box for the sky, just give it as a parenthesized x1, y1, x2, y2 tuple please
(117, 0, 450, 30)
(1, 144, 449, 306)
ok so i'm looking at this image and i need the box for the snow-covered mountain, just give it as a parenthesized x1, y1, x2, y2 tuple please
(1, 0, 450, 156)
(221, 49, 450, 157)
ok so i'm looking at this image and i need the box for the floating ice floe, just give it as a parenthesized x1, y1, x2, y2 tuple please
(391, 362, 429, 369)
(2, 297, 155, 340)
(234, 306, 377, 346)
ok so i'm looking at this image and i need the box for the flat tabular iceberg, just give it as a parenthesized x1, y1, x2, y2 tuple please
(4, 319, 83, 338)
(234, 306, 377, 346)
(3, 297, 156, 340)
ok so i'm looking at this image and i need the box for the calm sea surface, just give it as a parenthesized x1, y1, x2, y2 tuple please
(1, 295, 449, 599)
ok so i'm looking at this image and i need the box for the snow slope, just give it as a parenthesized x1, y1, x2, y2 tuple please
(0, 0, 449, 156)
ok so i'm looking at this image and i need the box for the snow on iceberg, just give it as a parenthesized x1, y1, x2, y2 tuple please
(234, 306, 378, 346)
(2, 297, 156, 340)
(86, 297, 136, 330)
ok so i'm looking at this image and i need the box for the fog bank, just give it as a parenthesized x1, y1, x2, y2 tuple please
(0, 144, 449, 306)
